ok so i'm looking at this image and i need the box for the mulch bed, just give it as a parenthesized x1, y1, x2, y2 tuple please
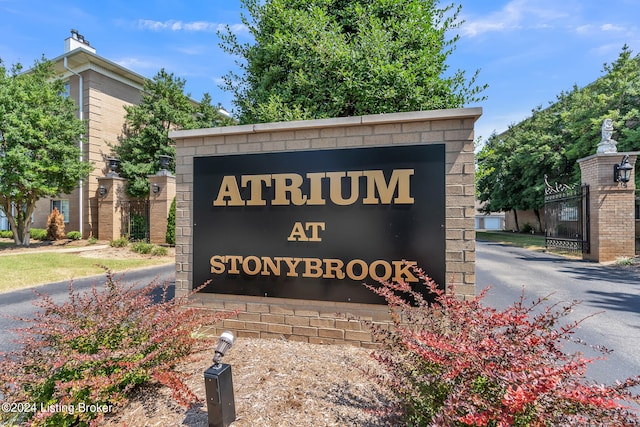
(102, 338, 400, 427)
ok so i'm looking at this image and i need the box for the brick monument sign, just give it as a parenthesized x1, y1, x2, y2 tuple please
(170, 108, 480, 345)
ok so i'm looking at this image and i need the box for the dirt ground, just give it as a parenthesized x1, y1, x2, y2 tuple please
(101, 339, 399, 427)
(2, 239, 399, 426)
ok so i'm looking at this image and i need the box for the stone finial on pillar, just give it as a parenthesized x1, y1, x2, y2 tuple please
(596, 119, 618, 154)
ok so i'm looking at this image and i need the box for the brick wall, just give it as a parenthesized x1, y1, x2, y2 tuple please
(170, 108, 481, 345)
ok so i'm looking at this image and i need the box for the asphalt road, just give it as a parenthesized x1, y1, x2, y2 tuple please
(476, 240, 640, 387)
(0, 264, 176, 353)
(1, 244, 638, 389)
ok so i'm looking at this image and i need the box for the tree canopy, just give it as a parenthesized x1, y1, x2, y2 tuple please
(219, 0, 487, 124)
(113, 69, 234, 198)
(476, 46, 640, 228)
(0, 58, 92, 246)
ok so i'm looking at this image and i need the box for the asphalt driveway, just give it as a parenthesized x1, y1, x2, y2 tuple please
(476, 240, 640, 387)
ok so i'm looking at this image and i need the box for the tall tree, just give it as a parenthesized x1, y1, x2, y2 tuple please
(113, 69, 233, 198)
(0, 58, 92, 246)
(476, 46, 640, 220)
(219, 0, 487, 124)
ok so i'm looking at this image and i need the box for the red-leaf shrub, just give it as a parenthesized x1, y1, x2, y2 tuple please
(365, 267, 640, 426)
(0, 271, 235, 427)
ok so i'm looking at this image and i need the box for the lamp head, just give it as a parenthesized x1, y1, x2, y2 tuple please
(614, 155, 633, 187)
(213, 331, 235, 364)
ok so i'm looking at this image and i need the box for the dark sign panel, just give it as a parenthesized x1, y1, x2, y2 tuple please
(193, 145, 445, 304)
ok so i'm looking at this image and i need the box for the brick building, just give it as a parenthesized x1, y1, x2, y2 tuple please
(28, 31, 145, 237)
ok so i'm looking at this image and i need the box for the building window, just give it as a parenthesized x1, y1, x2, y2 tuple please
(52, 200, 70, 223)
(61, 81, 70, 98)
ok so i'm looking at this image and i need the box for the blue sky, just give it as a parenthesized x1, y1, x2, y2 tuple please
(1, 0, 639, 144)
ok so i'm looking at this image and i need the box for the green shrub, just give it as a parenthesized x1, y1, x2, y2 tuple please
(0, 230, 12, 239)
(0, 271, 235, 426)
(87, 236, 98, 245)
(166, 197, 176, 245)
(29, 228, 47, 241)
(66, 231, 82, 240)
(151, 245, 169, 256)
(109, 237, 129, 248)
(521, 222, 533, 234)
(130, 241, 153, 254)
(365, 267, 640, 426)
(615, 256, 635, 266)
(130, 242, 169, 257)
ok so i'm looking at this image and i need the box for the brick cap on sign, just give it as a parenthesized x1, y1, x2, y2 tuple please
(169, 107, 483, 139)
(577, 151, 640, 163)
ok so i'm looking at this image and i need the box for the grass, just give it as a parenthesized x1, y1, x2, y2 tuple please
(476, 231, 546, 250)
(0, 252, 171, 293)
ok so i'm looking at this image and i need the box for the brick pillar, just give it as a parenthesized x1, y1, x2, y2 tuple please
(148, 174, 176, 244)
(578, 152, 638, 262)
(96, 176, 128, 241)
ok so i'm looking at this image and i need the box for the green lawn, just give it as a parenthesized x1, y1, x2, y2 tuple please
(0, 252, 171, 293)
(476, 231, 546, 249)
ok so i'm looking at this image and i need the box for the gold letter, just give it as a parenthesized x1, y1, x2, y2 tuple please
(261, 257, 282, 276)
(213, 176, 244, 206)
(362, 169, 414, 205)
(287, 222, 308, 242)
(282, 257, 303, 277)
(241, 174, 272, 206)
(272, 173, 307, 206)
(306, 222, 325, 242)
(327, 171, 362, 205)
(323, 258, 345, 279)
(306, 172, 326, 205)
(242, 256, 262, 275)
(369, 260, 392, 281)
(302, 258, 323, 278)
(210, 255, 226, 274)
(392, 260, 419, 283)
(345, 259, 368, 281)
(226, 255, 243, 274)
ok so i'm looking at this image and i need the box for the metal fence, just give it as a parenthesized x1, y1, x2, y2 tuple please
(544, 185, 590, 253)
(120, 200, 150, 242)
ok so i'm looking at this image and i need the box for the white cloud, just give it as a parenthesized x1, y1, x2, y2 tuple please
(114, 57, 158, 71)
(137, 19, 248, 34)
(600, 23, 625, 32)
(460, 0, 575, 37)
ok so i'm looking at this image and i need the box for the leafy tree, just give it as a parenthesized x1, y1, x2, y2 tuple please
(113, 69, 234, 198)
(219, 0, 487, 124)
(0, 58, 92, 246)
(561, 45, 640, 178)
(477, 46, 640, 221)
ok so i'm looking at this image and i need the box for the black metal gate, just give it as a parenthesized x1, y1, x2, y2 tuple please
(120, 199, 150, 242)
(544, 182, 589, 253)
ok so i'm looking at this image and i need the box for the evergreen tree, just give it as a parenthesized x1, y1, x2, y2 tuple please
(114, 69, 233, 198)
(219, 0, 487, 124)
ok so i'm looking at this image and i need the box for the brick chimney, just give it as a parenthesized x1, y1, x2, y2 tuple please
(65, 29, 96, 54)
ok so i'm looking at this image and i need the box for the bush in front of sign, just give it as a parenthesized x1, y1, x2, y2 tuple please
(0, 271, 235, 427)
(364, 268, 640, 426)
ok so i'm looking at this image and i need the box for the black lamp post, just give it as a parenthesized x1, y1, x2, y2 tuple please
(204, 331, 236, 427)
(614, 155, 634, 187)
